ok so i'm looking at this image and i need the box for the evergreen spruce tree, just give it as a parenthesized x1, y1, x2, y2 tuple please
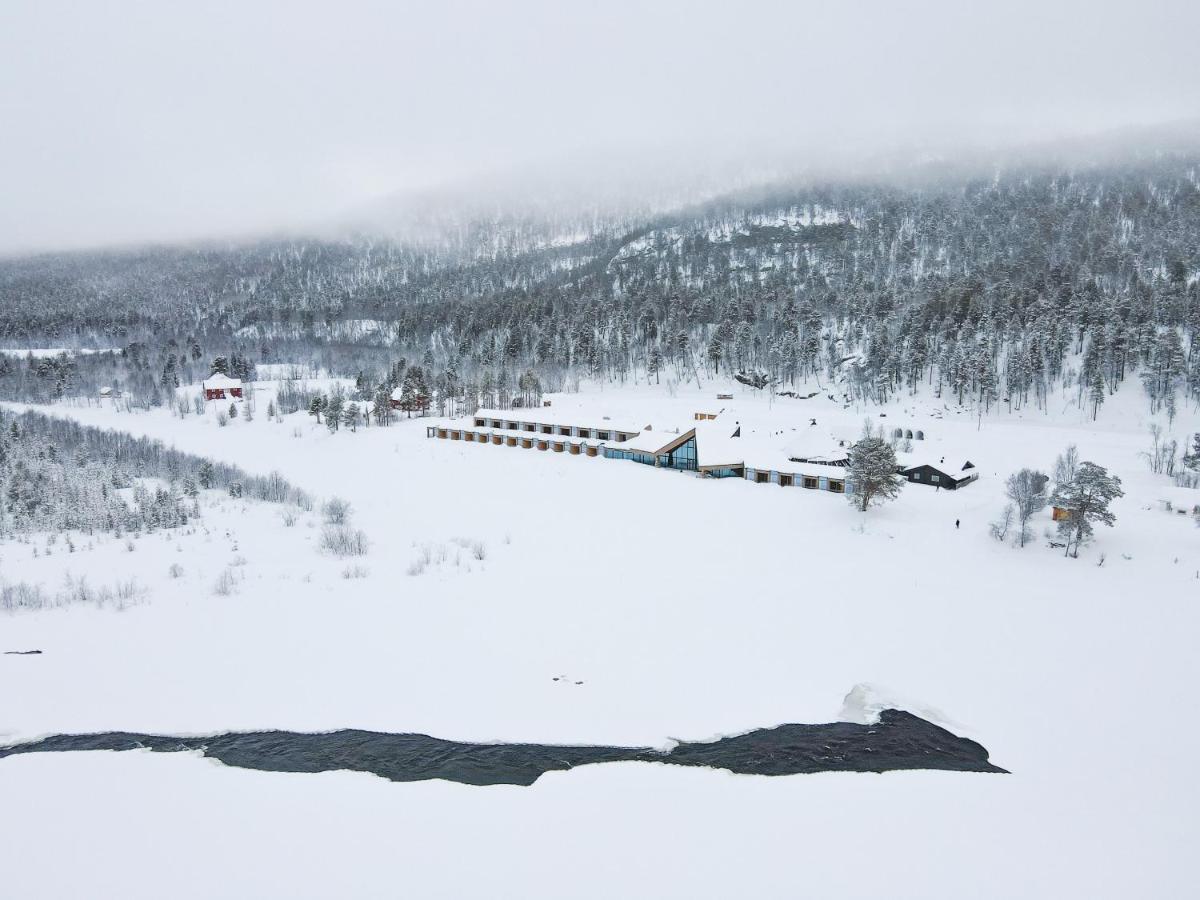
(307, 396, 326, 424)
(325, 396, 343, 432)
(647, 345, 663, 384)
(1088, 365, 1106, 420)
(371, 387, 392, 426)
(342, 402, 360, 432)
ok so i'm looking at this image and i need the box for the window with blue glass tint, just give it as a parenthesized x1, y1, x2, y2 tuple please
(666, 436, 698, 471)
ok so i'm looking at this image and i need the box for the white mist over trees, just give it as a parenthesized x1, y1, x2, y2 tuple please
(3, 152, 1200, 423)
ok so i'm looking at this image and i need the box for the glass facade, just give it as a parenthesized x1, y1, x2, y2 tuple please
(664, 436, 697, 471)
(601, 440, 696, 471)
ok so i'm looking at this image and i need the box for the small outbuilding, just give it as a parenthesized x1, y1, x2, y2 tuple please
(203, 373, 243, 401)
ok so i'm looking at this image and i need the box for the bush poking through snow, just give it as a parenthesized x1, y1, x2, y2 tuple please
(168, 563, 185, 579)
(213, 567, 239, 596)
(409, 538, 488, 574)
(0, 581, 46, 612)
(341, 564, 369, 579)
(320, 524, 369, 557)
(322, 497, 353, 525)
(450, 537, 487, 560)
(1, 576, 144, 613)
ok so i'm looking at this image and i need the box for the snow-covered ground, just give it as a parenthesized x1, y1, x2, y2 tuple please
(1, 377, 1198, 898)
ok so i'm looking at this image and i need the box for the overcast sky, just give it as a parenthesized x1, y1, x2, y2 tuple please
(1, 0, 1197, 254)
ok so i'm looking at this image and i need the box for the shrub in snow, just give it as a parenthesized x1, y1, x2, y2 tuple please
(213, 567, 239, 596)
(341, 564, 369, 579)
(0, 581, 47, 612)
(2, 576, 143, 614)
(168, 563, 184, 579)
(320, 524, 369, 557)
(322, 497, 352, 525)
(451, 537, 487, 561)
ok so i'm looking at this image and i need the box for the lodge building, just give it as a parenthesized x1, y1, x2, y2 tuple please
(426, 409, 851, 495)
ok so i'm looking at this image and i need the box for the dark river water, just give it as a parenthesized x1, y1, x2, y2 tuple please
(0, 710, 1005, 786)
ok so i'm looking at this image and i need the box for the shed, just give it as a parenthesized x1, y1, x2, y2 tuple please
(203, 373, 243, 401)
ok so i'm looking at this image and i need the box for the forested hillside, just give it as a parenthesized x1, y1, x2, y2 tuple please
(2, 152, 1199, 418)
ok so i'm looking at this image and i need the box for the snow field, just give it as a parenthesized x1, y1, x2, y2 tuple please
(1, 376, 1198, 897)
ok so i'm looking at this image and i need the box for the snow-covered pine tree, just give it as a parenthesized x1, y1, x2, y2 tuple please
(1049, 461, 1124, 557)
(325, 396, 343, 432)
(308, 396, 326, 424)
(371, 387, 392, 426)
(846, 433, 903, 512)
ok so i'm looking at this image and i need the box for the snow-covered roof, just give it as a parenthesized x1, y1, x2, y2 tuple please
(390, 387, 404, 401)
(784, 427, 856, 462)
(694, 420, 745, 468)
(444, 424, 608, 448)
(203, 373, 242, 388)
(896, 453, 977, 480)
(623, 427, 691, 455)
(472, 407, 648, 435)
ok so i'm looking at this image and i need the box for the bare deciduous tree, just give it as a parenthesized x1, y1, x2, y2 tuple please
(1005, 469, 1049, 547)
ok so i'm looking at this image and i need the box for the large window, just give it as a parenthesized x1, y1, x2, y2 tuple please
(665, 436, 698, 471)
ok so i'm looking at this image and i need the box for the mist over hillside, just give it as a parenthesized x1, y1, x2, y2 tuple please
(1, 132, 1199, 427)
